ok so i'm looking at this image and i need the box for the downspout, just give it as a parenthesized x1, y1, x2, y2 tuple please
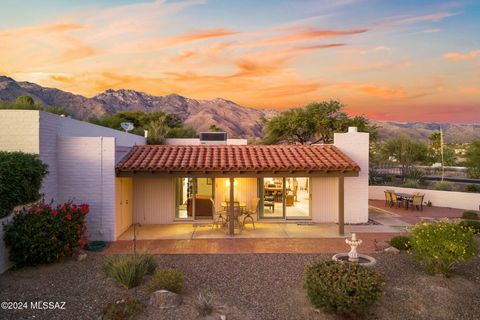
(100, 136, 104, 237)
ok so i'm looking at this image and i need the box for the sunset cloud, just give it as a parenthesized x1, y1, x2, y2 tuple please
(0, 0, 478, 122)
(444, 49, 480, 61)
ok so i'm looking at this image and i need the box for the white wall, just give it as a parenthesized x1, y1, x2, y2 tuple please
(369, 186, 480, 211)
(333, 129, 369, 223)
(311, 177, 338, 222)
(165, 138, 248, 145)
(132, 177, 176, 224)
(57, 136, 117, 241)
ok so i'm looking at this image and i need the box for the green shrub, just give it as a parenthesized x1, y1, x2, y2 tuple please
(432, 181, 456, 191)
(303, 260, 383, 315)
(104, 254, 157, 289)
(147, 268, 184, 293)
(406, 168, 425, 183)
(3, 201, 89, 267)
(409, 220, 477, 276)
(0, 151, 48, 218)
(459, 220, 480, 234)
(402, 179, 419, 189)
(194, 292, 214, 316)
(465, 184, 480, 193)
(462, 210, 479, 220)
(103, 298, 144, 320)
(389, 235, 412, 250)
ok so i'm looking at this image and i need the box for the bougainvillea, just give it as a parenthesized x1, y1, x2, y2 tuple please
(3, 201, 89, 267)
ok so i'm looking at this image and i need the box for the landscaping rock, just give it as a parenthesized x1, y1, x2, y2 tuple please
(76, 252, 87, 262)
(384, 246, 400, 254)
(150, 290, 182, 309)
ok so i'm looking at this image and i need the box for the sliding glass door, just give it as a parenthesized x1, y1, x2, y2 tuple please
(175, 178, 214, 220)
(258, 177, 311, 220)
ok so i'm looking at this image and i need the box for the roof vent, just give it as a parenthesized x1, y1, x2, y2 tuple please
(200, 132, 227, 145)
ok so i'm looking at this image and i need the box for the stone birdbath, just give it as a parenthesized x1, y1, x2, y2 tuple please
(332, 233, 377, 267)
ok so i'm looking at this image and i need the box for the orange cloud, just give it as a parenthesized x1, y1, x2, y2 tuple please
(239, 27, 367, 47)
(444, 49, 480, 61)
(334, 83, 409, 99)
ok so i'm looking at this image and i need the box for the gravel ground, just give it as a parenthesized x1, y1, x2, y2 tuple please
(0, 251, 479, 320)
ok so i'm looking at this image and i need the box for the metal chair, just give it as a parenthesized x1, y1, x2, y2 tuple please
(243, 197, 259, 229)
(410, 195, 424, 211)
(384, 191, 392, 207)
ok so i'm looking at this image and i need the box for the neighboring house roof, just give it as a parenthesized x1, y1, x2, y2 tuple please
(116, 145, 360, 176)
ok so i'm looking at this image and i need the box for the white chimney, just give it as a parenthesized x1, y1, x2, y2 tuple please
(334, 128, 369, 224)
(144, 130, 148, 138)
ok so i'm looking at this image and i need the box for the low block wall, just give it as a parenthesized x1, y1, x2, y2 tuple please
(369, 186, 479, 211)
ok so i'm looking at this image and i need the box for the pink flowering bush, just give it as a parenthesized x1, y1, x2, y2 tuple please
(3, 201, 89, 267)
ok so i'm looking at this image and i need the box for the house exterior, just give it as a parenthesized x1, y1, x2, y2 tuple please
(0, 110, 369, 243)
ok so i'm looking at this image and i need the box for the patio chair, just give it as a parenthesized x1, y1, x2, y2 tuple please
(409, 195, 424, 211)
(384, 191, 392, 207)
(213, 209, 227, 229)
(223, 204, 243, 232)
(390, 192, 403, 208)
(243, 197, 259, 229)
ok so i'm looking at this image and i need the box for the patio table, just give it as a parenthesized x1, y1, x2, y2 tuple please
(221, 201, 247, 210)
(395, 193, 413, 209)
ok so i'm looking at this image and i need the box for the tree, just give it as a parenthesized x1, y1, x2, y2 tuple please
(15, 95, 35, 106)
(263, 100, 377, 144)
(379, 136, 429, 180)
(89, 111, 197, 143)
(464, 140, 480, 178)
(427, 131, 457, 166)
(208, 124, 222, 132)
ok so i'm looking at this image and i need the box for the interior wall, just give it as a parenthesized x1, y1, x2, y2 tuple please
(214, 178, 258, 212)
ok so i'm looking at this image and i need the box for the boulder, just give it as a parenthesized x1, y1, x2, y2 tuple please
(149, 290, 182, 309)
(384, 246, 400, 254)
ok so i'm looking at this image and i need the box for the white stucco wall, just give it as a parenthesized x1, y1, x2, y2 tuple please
(311, 177, 339, 222)
(333, 129, 369, 223)
(369, 186, 479, 211)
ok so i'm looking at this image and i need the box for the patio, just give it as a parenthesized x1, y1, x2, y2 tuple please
(117, 208, 408, 241)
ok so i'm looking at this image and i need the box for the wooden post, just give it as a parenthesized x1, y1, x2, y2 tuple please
(338, 176, 345, 236)
(229, 177, 235, 236)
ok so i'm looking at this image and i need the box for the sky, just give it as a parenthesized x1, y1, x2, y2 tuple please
(0, 0, 479, 123)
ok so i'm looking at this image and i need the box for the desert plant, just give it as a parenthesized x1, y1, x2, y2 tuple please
(459, 220, 480, 234)
(103, 298, 144, 320)
(3, 201, 89, 266)
(432, 181, 456, 191)
(194, 292, 214, 316)
(462, 210, 479, 220)
(406, 167, 425, 183)
(104, 254, 157, 289)
(303, 260, 383, 315)
(409, 220, 477, 276)
(402, 179, 419, 189)
(147, 268, 184, 293)
(465, 184, 480, 193)
(389, 235, 412, 250)
(0, 151, 48, 218)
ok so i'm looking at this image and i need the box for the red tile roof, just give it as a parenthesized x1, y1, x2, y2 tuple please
(116, 145, 360, 173)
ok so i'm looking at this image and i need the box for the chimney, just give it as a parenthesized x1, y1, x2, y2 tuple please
(334, 127, 369, 224)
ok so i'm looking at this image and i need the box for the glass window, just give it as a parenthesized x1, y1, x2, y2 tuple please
(176, 178, 214, 220)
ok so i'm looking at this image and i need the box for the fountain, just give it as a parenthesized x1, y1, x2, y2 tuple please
(332, 233, 377, 267)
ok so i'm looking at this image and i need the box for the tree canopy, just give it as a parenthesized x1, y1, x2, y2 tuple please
(464, 140, 480, 178)
(0, 95, 68, 115)
(262, 100, 377, 144)
(89, 111, 197, 144)
(379, 136, 429, 179)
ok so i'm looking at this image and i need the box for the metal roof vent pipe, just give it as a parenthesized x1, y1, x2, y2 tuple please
(348, 126, 358, 133)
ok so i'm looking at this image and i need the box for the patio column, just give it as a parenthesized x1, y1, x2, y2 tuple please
(338, 176, 345, 236)
(229, 177, 235, 236)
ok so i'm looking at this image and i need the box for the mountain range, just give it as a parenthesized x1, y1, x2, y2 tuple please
(1, 76, 479, 143)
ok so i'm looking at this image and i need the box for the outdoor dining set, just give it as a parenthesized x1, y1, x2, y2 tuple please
(384, 190, 425, 211)
(212, 197, 259, 232)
